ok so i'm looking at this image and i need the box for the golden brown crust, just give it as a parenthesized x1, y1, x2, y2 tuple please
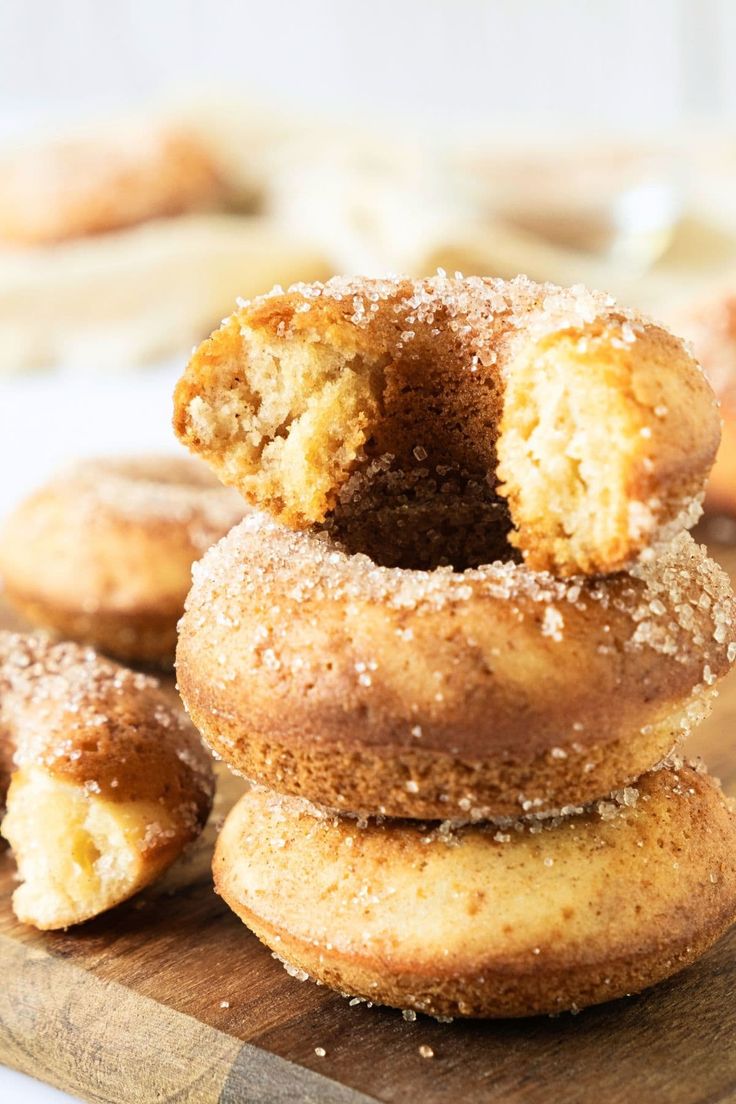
(0, 632, 214, 830)
(0, 455, 245, 667)
(177, 518, 736, 818)
(0, 123, 226, 246)
(173, 274, 719, 576)
(214, 766, 736, 1018)
(189, 707, 693, 823)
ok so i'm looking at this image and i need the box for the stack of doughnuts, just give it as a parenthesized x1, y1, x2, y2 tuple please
(174, 273, 736, 1019)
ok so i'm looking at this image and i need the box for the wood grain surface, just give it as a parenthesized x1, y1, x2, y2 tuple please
(1, 542, 735, 1104)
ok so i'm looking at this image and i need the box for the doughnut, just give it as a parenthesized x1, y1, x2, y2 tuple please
(173, 273, 719, 576)
(0, 632, 214, 930)
(674, 289, 736, 517)
(0, 120, 226, 246)
(177, 516, 736, 820)
(0, 455, 245, 667)
(214, 765, 736, 1018)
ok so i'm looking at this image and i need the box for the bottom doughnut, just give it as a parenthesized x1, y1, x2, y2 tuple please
(214, 765, 736, 1018)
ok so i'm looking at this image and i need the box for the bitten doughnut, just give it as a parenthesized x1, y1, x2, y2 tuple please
(0, 121, 226, 246)
(0, 455, 245, 666)
(0, 633, 214, 930)
(173, 274, 719, 576)
(214, 765, 736, 1018)
(177, 517, 736, 820)
(675, 289, 736, 516)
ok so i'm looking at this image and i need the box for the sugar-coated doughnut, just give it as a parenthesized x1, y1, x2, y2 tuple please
(0, 121, 226, 246)
(173, 274, 718, 576)
(0, 455, 245, 667)
(214, 765, 736, 1019)
(0, 633, 214, 930)
(177, 517, 736, 819)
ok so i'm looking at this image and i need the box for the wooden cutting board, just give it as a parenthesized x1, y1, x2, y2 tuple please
(1, 544, 736, 1104)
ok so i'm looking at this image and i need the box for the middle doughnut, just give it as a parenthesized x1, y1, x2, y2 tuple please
(176, 515, 736, 819)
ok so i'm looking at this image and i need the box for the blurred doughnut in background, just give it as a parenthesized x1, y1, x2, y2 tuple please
(671, 285, 736, 522)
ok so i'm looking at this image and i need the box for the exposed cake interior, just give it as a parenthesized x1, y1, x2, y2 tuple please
(498, 328, 644, 576)
(186, 330, 390, 525)
(178, 287, 711, 574)
(497, 324, 704, 574)
(1, 767, 167, 929)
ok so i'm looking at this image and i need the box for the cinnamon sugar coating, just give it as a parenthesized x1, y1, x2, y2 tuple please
(0, 455, 245, 667)
(0, 632, 214, 929)
(676, 289, 736, 516)
(176, 517, 736, 819)
(174, 274, 719, 576)
(214, 766, 736, 1018)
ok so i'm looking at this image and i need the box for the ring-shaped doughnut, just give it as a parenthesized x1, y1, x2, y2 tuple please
(176, 517, 736, 819)
(0, 120, 225, 246)
(676, 288, 736, 517)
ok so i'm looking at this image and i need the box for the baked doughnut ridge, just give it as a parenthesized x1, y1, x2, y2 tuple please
(176, 517, 736, 819)
(173, 273, 719, 576)
(0, 632, 214, 929)
(214, 766, 736, 1018)
(0, 455, 245, 666)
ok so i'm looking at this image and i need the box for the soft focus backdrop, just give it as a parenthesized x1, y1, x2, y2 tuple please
(2, 0, 736, 132)
(2, 3, 736, 1100)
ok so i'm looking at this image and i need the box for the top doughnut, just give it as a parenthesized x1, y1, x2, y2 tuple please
(173, 273, 720, 576)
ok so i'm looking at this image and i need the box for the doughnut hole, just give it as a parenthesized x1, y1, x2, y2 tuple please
(1, 767, 179, 930)
(497, 323, 716, 575)
(323, 467, 515, 570)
